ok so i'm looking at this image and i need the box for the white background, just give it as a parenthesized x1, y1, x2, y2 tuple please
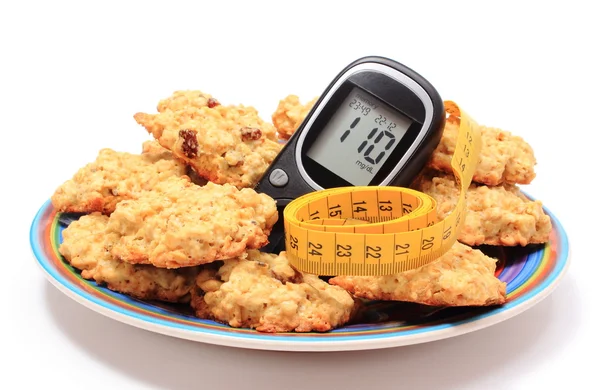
(1, 1, 597, 389)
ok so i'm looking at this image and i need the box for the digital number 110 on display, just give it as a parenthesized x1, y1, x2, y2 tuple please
(340, 113, 397, 165)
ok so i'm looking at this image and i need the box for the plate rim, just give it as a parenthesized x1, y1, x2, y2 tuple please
(31, 197, 571, 352)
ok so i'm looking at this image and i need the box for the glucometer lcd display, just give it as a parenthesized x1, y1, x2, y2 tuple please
(306, 87, 413, 186)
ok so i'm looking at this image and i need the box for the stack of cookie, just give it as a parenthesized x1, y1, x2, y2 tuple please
(51, 90, 551, 333)
(53, 91, 357, 333)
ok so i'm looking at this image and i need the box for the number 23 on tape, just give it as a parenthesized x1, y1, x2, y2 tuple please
(283, 101, 482, 276)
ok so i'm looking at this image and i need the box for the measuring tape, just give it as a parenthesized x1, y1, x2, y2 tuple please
(283, 101, 481, 276)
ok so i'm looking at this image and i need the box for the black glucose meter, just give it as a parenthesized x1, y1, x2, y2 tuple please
(255, 56, 446, 251)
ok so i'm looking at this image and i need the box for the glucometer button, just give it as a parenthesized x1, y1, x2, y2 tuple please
(269, 168, 289, 187)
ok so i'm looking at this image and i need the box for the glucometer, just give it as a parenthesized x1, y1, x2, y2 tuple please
(256, 56, 446, 252)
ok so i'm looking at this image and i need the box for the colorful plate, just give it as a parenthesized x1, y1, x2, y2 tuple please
(30, 197, 570, 352)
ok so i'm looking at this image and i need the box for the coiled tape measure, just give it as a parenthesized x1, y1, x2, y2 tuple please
(255, 56, 481, 276)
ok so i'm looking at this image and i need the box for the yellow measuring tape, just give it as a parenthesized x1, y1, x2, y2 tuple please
(283, 101, 481, 276)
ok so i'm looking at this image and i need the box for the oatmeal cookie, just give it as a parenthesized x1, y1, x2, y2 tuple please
(134, 94, 281, 188)
(59, 213, 197, 302)
(329, 242, 506, 307)
(271, 94, 317, 140)
(427, 116, 536, 185)
(190, 250, 356, 332)
(51, 141, 186, 214)
(107, 177, 278, 268)
(413, 171, 551, 246)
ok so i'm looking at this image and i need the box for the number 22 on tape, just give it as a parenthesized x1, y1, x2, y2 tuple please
(283, 101, 482, 276)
